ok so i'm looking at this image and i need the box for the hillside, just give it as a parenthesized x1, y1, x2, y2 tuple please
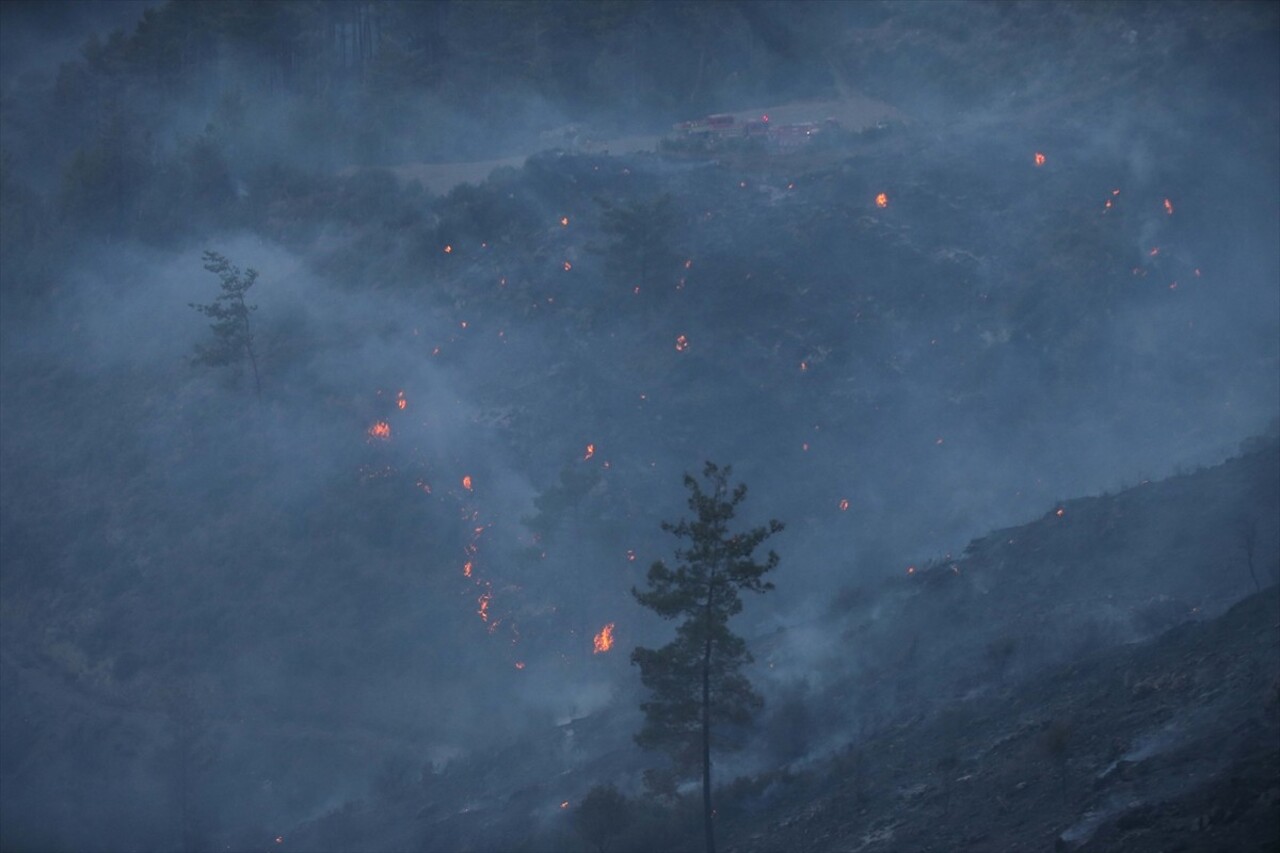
(1, 3, 1277, 851)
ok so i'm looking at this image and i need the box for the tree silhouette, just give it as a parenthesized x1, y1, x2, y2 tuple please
(573, 783, 630, 853)
(631, 462, 783, 853)
(189, 250, 262, 399)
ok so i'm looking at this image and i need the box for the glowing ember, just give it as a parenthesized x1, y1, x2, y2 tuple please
(1055, 508, 1065, 517)
(800, 361, 809, 371)
(593, 623, 615, 654)
(839, 499, 850, 511)
(463, 561, 473, 578)
(515, 661, 526, 670)
(560, 801, 570, 810)
(583, 443, 595, 461)
(396, 391, 407, 410)
(563, 261, 573, 271)
(462, 475, 473, 491)
(1163, 198, 1174, 215)
(477, 591, 491, 621)
(1034, 152, 1046, 166)
(875, 192, 889, 208)
(443, 244, 452, 254)
(675, 334, 690, 352)
(368, 421, 391, 440)
(560, 216, 569, 227)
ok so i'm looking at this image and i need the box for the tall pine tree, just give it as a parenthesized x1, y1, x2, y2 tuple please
(631, 462, 783, 853)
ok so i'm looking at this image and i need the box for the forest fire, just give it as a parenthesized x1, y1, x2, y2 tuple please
(675, 334, 690, 352)
(368, 421, 391, 440)
(1034, 152, 1046, 166)
(875, 192, 889, 208)
(593, 623, 615, 653)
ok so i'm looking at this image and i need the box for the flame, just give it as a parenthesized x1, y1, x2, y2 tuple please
(583, 443, 595, 461)
(443, 244, 452, 254)
(368, 421, 391, 440)
(563, 261, 573, 271)
(560, 216, 569, 227)
(1163, 198, 1174, 215)
(462, 475, 473, 491)
(396, 391, 407, 410)
(560, 801, 570, 809)
(800, 361, 809, 371)
(875, 192, 888, 208)
(593, 623, 615, 654)
(1055, 507, 1065, 517)
(477, 591, 491, 622)
(675, 334, 690, 352)
(463, 561, 473, 578)
(515, 661, 526, 670)
(839, 499, 850, 511)
(1034, 152, 1046, 166)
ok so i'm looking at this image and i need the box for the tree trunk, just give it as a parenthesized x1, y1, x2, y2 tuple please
(702, 568, 717, 853)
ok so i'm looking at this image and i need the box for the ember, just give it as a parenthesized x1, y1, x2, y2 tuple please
(477, 591, 491, 621)
(1163, 198, 1174, 215)
(443, 244, 452, 254)
(396, 391, 407, 410)
(875, 192, 889, 208)
(515, 661, 526, 670)
(368, 421, 391, 440)
(839, 499, 850, 511)
(1034, 152, 1046, 166)
(583, 443, 595, 461)
(563, 261, 573, 271)
(675, 334, 690, 352)
(593, 623, 615, 653)
(462, 475, 473, 491)
(560, 216, 569, 226)
(463, 561, 473, 577)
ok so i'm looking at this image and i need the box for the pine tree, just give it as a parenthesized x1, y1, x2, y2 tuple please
(189, 250, 262, 399)
(631, 462, 783, 853)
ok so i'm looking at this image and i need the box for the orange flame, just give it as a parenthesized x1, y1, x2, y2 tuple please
(875, 192, 888, 208)
(396, 391, 407, 410)
(1034, 152, 1046, 167)
(368, 421, 391, 440)
(462, 475, 473, 491)
(477, 592, 491, 621)
(463, 561, 473, 578)
(593, 623, 615, 654)
(675, 334, 689, 352)
(583, 443, 595, 461)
